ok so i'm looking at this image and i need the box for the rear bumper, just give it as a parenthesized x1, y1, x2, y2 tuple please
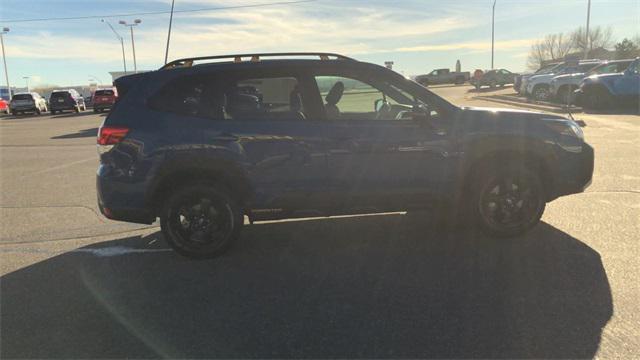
(10, 105, 37, 111)
(93, 103, 114, 110)
(50, 103, 77, 111)
(96, 165, 155, 224)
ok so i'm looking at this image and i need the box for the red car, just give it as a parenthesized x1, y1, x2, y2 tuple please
(0, 98, 9, 114)
(92, 88, 118, 113)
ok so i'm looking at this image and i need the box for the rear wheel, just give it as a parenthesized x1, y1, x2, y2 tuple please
(160, 184, 243, 259)
(532, 85, 551, 101)
(471, 163, 545, 237)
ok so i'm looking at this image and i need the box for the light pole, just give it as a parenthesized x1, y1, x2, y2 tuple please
(1, 27, 11, 100)
(101, 19, 127, 73)
(491, 0, 496, 69)
(23, 76, 30, 92)
(164, 0, 176, 65)
(119, 19, 142, 73)
(584, 0, 591, 59)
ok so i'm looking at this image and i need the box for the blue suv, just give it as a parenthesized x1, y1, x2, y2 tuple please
(577, 57, 640, 110)
(97, 53, 594, 258)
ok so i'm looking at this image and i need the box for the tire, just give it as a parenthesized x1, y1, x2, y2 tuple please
(470, 163, 545, 238)
(557, 86, 575, 105)
(584, 86, 612, 110)
(532, 85, 551, 101)
(160, 183, 243, 259)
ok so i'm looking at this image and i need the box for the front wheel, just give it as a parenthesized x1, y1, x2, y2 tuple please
(472, 165, 545, 237)
(532, 85, 551, 101)
(160, 184, 243, 259)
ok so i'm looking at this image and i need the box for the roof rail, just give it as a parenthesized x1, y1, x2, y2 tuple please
(160, 52, 354, 70)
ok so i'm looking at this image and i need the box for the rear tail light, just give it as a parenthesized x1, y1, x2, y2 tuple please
(97, 126, 129, 154)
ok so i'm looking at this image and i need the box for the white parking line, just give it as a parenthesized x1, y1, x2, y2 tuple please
(0, 246, 172, 257)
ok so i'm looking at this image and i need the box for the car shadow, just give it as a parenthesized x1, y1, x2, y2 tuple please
(0, 215, 612, 359)
(50, 111, 98, 119)
(51, 127, 99, 139)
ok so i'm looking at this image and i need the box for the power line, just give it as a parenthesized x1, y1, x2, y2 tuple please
(1, 0, 318, 24)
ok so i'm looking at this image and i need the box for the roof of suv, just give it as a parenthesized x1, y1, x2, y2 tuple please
(160, 52, 355, 71)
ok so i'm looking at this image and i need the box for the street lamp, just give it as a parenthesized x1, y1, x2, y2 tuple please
(23, 76, 30, 93)
(491, 0, 496, 69)
(584, 0, 591, 59)
(119, 19, 142, 73)
(101, 19, 127, 73)
(1, 27, 11, 100)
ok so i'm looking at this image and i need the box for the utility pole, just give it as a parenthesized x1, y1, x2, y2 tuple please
(164, 0, 176, 64)
(491, 0, 496, 69)
(23, 76, 30, 93)
(584, 0, 591, 59)
(119, 19, 142, 73)
(1, 27, 11, 100)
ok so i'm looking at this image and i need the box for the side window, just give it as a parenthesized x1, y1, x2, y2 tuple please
(628, 61, 640, 74)
(228, 77, 303, 120)
(430, 70, 438, 76)
(315, 75, 413, 121)
(150, 75, 305, 121)
(149, 77, 216, 118)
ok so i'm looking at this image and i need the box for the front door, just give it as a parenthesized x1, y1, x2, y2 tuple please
(311, 71, 455, 210)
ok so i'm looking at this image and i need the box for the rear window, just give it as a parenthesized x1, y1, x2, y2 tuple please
(95, 90, 114, 96)
(12, 94, 33, 100)
(51, 92, 71, 99)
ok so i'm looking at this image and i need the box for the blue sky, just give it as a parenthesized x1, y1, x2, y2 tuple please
(0, 0, 638, 87)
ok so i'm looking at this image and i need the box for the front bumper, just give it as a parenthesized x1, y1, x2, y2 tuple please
(550, 143, 594, 199)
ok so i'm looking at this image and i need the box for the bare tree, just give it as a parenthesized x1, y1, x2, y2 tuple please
(526, 33, 575, 70)
(571, 25, 614, 54)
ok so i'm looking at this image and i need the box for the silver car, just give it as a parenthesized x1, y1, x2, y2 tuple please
(9, 92, 48, 115)
(550, 59, 634, 104)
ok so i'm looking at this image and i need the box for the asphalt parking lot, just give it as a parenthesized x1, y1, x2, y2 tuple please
(1, 85, 638, 358)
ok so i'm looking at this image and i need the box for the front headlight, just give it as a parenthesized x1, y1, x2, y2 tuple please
(546, 119, 584, 153)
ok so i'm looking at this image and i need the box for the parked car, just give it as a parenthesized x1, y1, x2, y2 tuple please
(414, 68, 470, 86)
(514, 62, 561, 94)
(96, 52, 593, 258)
(550, 59, 635, 104)
(92, 88, 118, 113)
(525, 60, 601, 101)
(577, 57, 640, 110)
(49, 89, 87, 114)
(470, 68, 517, 90)
(9, 92, 48, 115)
(0, 98, 9, 114)
(85, 95, 93, 107)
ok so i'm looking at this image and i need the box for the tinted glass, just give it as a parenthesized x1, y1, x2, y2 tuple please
(12, 94, 32, 100)
(94, 90, 115, 96)
(50, 92, 71, 99)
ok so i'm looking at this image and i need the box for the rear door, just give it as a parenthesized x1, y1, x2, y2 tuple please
(150, 66, 329, 211)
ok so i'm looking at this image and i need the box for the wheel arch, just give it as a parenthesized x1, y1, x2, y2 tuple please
(461, 144, 555, 201)
(148, 159, 254, 215)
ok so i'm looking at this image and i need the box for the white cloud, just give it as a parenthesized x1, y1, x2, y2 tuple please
(5, 4, 479, 65)
(396, 38, 536, 53)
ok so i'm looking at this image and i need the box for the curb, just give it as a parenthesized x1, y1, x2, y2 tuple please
(475, 96, 580, 114)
